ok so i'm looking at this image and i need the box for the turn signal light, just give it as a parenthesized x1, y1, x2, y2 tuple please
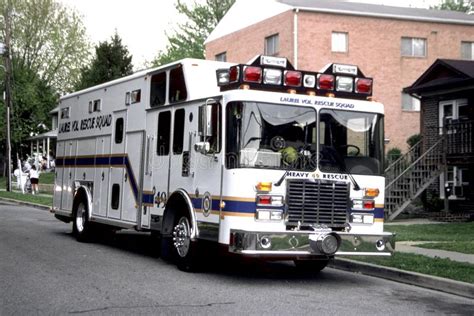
(365, 188, 380, 197)
(256, 182, 272, 192)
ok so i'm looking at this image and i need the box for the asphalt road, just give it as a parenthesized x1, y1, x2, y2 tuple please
(1, 202, 473, 315)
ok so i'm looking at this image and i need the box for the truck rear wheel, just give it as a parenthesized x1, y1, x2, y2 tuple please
(294, 258, 330, 273)
(72, 199, 92, 242)
(172, 214, 200, 272)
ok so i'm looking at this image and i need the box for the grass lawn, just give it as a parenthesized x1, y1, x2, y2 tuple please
(387, 223, 474, 242)
(0, 172, 56, 188)
(351, 252, 474, 284)
(0, 190, 52, 207)
(351, 223, 474, 283)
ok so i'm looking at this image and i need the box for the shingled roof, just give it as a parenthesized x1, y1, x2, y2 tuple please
(404, 59, 474, 95)
(206, 0, 474, 44)
(279, 0, 474, 24)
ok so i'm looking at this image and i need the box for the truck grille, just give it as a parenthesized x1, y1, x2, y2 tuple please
(286, 179, 349, 227)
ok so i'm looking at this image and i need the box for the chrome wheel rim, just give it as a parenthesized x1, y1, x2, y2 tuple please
(173, 216, 191, 258)
(75, 203, 86, 233)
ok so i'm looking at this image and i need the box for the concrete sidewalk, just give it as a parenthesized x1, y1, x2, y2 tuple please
(396, 241, 474, 264)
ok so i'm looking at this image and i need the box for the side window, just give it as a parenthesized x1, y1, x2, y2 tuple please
(115, 118, 124, 144)
(169, 66, 187, 103)
(173, 109, 185, 154)
(111, 184, 120, 210)
(157, 111, 171, 155)
(131, 89, 141, 103)
(150, 72, 167, 107)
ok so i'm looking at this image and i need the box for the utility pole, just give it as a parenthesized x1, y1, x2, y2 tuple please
(3, 2, 12, 192)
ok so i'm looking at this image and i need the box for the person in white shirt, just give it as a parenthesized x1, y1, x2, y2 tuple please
(29, 165, 40, 195)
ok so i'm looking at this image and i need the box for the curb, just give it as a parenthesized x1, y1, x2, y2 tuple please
(0, 197, 50, 211)
(330, 258, 474, 299)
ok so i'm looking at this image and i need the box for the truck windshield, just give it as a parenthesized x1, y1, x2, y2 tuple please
(226, 102, 384, 175)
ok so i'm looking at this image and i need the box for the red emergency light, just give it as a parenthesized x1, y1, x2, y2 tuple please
(216, 55, 373, 100)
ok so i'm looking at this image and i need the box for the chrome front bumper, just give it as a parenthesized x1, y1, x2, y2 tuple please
(229, 229, 395, 257)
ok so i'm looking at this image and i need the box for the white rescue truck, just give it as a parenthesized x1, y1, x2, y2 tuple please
(52, 55, 394, 271)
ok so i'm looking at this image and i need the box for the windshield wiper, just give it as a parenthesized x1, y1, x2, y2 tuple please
(274, 170, 288, 187)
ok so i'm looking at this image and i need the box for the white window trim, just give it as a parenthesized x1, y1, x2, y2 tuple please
(401, 37, 427, 57)
(265, 34, 279, 56)
(438, 99, 468, 134)
(332, 32, 348, 53)
(461, 41, 474, 60)
(401, 92, 420, 112)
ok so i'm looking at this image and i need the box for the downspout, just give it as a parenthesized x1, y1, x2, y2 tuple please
(293, 8, 299, 69)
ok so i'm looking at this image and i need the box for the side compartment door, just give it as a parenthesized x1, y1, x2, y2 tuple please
(61, 140, 77, 212)
(122, 130, 144, 223)
(92, 136, 110, 217)
(53, 141, 65, 210)
(109, 110, 127, 219)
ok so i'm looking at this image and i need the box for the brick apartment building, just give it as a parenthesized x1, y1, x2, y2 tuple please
(205, 0, 474, 152)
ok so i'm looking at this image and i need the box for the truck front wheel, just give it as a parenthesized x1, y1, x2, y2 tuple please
(172, 214, 200, 272)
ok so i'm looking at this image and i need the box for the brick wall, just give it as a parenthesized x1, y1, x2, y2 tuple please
(205, 9, 474, 152)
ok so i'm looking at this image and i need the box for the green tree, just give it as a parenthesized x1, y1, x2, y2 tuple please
(75, 32, 133, 90)
(153, 0, 235, 66)
(0, 0, 90, 92)
(432, 0, 471, 12)
(0, 58, 57, 158)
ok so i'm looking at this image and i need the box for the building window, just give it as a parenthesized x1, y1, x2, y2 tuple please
(401, 37, 426, 57)
(215, 52, 227, 62)
(461, 41, 474, 60)
(264, 34, 279, 56)
(438, 99, 468, 132)
(401, 93, 420, 111)
(332, 32, 348, 53)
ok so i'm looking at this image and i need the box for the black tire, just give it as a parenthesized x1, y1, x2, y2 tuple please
(294, 258, 330, 273)
(72, 198, 93, 242)
(171, 214, 200, 272)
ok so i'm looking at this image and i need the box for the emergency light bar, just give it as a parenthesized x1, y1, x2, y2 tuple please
(216, 56, 373, 99)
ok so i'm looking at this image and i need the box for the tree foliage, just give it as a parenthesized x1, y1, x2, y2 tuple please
(75, 32, 133, 90)
(153, 0, 235, 66)
(431, 0, 472, 12)
(0, 0, 91, 92)
(0, 58, 57, 158)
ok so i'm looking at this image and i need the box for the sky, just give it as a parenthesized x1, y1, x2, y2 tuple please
(58, 0, 444, 69)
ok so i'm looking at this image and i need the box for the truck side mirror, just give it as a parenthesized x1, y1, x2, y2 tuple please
(197, 99, 220, 154)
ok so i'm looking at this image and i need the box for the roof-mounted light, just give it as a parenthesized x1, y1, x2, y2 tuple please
(243, 66, 262, 83)
(284, 70, 302, 87)
(303, 74, 316, 88)
(336, 76, 353, 92)
(229, 66, 240, 83)
(355, 78, 373, 94)
(263, 68, 282, 85)
(216, 69, 230, 86)
(317, 74, 334, 90)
